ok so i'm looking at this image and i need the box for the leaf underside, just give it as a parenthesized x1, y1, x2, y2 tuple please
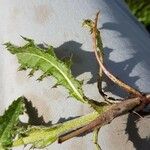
(0, 97, 25, 149)
(5, 37, 86, 103)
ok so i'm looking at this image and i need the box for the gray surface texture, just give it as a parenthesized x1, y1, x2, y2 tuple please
(0, 0, 150, 150)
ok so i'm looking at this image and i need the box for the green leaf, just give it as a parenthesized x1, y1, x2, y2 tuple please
(13, 111, 100, 148)
(82, 19, 104, 55)
(0, 97, 25, 149)
(5, 37, 87, 103)
(13, 101, 110, 149)
(125, 0, 150, 27)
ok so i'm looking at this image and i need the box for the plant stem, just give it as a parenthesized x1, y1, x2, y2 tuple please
(93, 128, 101, 150)
(93, 12, 142, 97)
(58, 96, 146, 143)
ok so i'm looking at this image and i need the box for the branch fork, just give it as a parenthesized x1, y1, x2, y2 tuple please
(58, 12, 150, 143)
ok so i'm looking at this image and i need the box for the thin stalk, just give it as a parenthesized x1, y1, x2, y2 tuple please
(93, 12, 142, 97)
(93, 11, 104, 150)
(93, 128, 101, 150)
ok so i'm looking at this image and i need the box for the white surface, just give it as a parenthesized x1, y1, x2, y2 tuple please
(0, 0, 150, 150)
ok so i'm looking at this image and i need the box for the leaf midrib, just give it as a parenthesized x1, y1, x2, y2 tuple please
(18, 52, 85, 103)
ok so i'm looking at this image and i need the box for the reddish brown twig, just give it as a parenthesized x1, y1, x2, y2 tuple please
(93, 12, 142, 97)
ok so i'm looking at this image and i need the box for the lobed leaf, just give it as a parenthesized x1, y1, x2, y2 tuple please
(5, 37, 87, 103)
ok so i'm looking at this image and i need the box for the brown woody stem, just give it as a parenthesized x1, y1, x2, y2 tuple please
(58, 94, 150, 143)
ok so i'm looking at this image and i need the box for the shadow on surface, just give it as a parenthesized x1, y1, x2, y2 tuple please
(29, 40, 149, 148)
(125, 113, 150, 150)
(99, 7, 150, 147)
(101, 22, 150, 70)
(99, 2, 150, 95)
(57, 116, 80, 124)
(24, 97, 83, 127)
(55, 41, 141, 98)
(103, 46, 140, 97)
(39, 40, 142, 98)
(24, 97, 90, 138)
(55, 41, 99, 84)
(24, 98, 52, 126)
